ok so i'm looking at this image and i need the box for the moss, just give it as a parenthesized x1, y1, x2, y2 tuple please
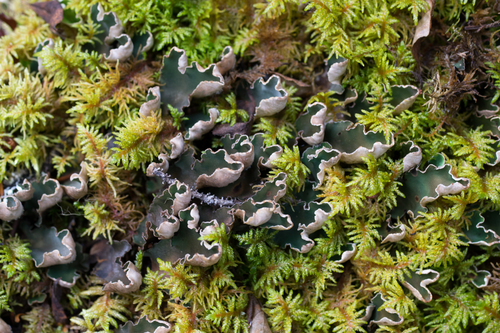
(1, 0, 500, 332)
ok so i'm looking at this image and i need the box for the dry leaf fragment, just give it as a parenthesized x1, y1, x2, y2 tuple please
(412, 0, 435, 61)
(247, 295, 272, 333)
(0, 318, 12, 333)
(51, 282, 67, 323)
(30, 1, 63, 33)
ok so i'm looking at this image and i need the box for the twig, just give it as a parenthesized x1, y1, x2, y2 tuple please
(465, 21, 500, 32)
(153, 168, 239, 208)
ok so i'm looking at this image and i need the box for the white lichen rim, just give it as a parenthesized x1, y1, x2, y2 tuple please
(13, 178, 35, 201)
(0, 195, 23, 222)
(468, 211, 500, 246)
(392, 84, 420, 115)
(94, 3, 134, 62)
(36, 228, 76, 268)
(252, 75, 288, 118)
(268, 172, 288, 203)
(381, 224, 406, 244)
(37, 175, 64, 215)
(175, 206, 222, 267)
(250, 171, 287, 206)
(226, 135, 255, 169)
(259, 144, 283, 169)
(232, 172, 288, 228)
(486, 149, 500, 167)
(371, 309, 404, 326)
(183, 241, 222, 267)
(170, 181, 192, 215)
(343, 88, 359, 106)
(278, 202, 333, 253)
(144, 133, 183, 175)
(233, 202, 275, 228)
(137, 31, 155, 54)
(216, 46, 236, 75)
(103, 261, 143, 293)
(105, 34, 133, 62)
(185, 108, 220, 141)
(402, 140, 422, 173)
(326, 57, 348, 86)
(49, 268, 80, 288)
(266, 208, 294, 231)
(361, 304, 375, 323)
(235, 203, 292, 230)
(195, 148, 244, 189)
(119, 316, 172, 333)
(477, 108, 500, 118)
(167, 46, 224, 101)
(181, 203, 200, 230)
(333, 243, 356, 264)
(199, 219, 219, 238)
(155, 216, 180, 239)
(472, 266, 491, 288)
(150, 180, 191, 238)
(369, 293, 404, 326)
(299, 202, 333, 234)
(61, 162, 88, 200)
(274, 213, 318, 253)
(303, 145, 342, 189)
(169, 133, 185, 160)
(294, 229, 315, 253)
(96, 3, 124, 40)
(413, 163, 470, 215)
(139, 86, 161, 117)
(190, 64, 224, 98)
(402, 269, 440, 302)
(337, 122, 395, 164)
(146, 153, 169, 177)
(299, 102, 328, 146)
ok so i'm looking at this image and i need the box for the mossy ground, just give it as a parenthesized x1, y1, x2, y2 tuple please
(2, 0, 500, 332)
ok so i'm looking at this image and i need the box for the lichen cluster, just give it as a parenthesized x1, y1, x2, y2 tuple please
(2, 0, 500, 332)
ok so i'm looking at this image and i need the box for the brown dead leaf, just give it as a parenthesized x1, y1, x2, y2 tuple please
(272, 72, 310, 88)
(0, 13, 16, 30)
(412, 0, 435, 62)
(0, 13, 17, 37)
(51, 281, 67, 323)
(247, 295, 272, 333)
(30, 1, 63, 33)
(212, 121, 251, 137)
(0, 318, 12, 333)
